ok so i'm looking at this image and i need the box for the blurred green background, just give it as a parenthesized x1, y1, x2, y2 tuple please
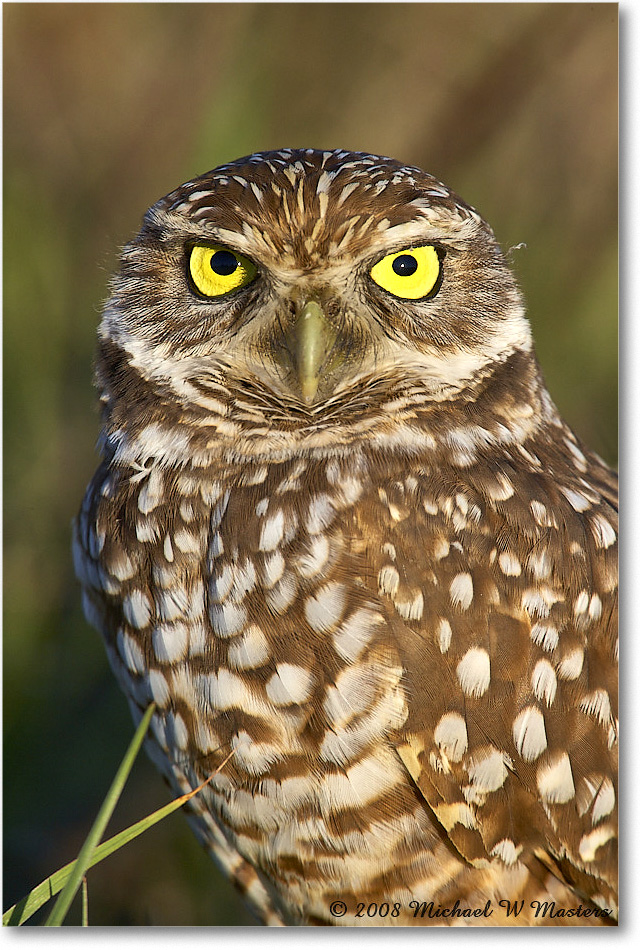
(3, 2, 617, 927)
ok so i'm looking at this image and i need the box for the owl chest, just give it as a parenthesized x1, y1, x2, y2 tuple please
(104, 460, 400, 725)
(107, 464, 417, 840)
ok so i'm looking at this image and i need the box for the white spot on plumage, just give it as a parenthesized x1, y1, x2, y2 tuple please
(485, 473, 515, 501)
(242, 465, 268, 486)
(589, 593, 603, 620)
(255, 497, 269, 517)
(262, 550, 285, 588)
(123, 590, 152, 629)
(156, 586, 189, 622)
(557, 648, 584, 680)
(83, 519, 103, 557)
(187, 580, 206, 620)
(296, 534, 330, 578)
(275, 460, 307, 495)
(437, 617, 452, 653)
(232, 731, 282, 775)
(148, 669, 171, 706)
(319, 686, 407, 766)
(166, 712, 189, 751)
(526, 548, 552, 580)
(209, 601, 248, 637)
(512, 706, 548, 761)
(589, 513, 616, 549)
(266, 664, 315, 706)
(521, 586, 564, 618)
(423, 498, 439, 516)
(537, 752, 575, 804)
(323, 665, 378, 728)
(490, 839, 523, 865)
(434, 712, 468, 762)
(107, 550, 137, 582)
(187, 620, 209, 657)
(227, 625, 270, 670)
(378, 565, 400, 597)
(466, 747, 510, 792)
(591, 779, 616, 824)
(137, 469, 164, 514)
(530, 623, 559, 652)
(306, 494, 336, 534)
(434, 537, 450, 560)
(205, 668, 255, 711)
(230, 558, 257, 602)
(434, 802, 478, 831)
(579, 826, 616, 863)
(337, 180, 359, 206)
(259, 509, 285, 551)
(333, 475, 363, 507)
(395, 589, 424, 620)
(455, 493, 468, 514)
(193, 719, 219, 755)
(207, 531, 225, 558)
(531, 659, 557, 705)
(320, 752, 402, 812)
(457, 647, 491, 697)
(135, 518, 159, 543)
(563, 437, 588, 470)
(450, 572, 474, 610)
(127, 423, 191, 469)
(117, 628, 145, 675)
(560, 486, 593, 512)
(168, 666, 200, 710)
(163, 534, 174, 562)
(574, 590, 590, 615)
(174, 528, 203, 555)
(530, 500, 556, 528)
(265, 572, 298, 614)
(152, 622, 189, 663)
(333, 608, 383, 662)
(580, 688, 612, 727)
(209, 563, 234, 603)
(305, 582, 346, 632)
(498, 551, 522, 576)
(315, 169, 336, 195)
(445, 427, 483, 466)
(209, 489, 230, 528)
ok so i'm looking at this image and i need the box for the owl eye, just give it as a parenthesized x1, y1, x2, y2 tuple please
(189, 244, 257, 298)
(369, 245, 442, 300)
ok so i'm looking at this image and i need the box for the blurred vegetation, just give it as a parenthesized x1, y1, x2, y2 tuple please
(3, 2, 616, 927)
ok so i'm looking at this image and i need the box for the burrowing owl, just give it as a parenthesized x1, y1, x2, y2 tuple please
(74, 149, 617, 926)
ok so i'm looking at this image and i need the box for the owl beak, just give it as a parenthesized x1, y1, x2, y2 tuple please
(288, 300, 337, 405)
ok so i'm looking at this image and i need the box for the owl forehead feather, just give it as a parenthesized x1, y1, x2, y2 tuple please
(148, 148, 489, 260)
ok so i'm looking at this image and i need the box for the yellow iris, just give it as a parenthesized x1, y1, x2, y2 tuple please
(189, 244, 257, 297)
(370, 245, 441, 300)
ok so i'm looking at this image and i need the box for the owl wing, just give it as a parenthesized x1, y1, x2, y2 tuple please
(353, 453, 618, 913)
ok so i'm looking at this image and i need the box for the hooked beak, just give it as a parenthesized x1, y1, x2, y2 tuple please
(286, 300, 338, 405)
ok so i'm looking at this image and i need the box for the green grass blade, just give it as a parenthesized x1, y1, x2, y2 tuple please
(3, 739, 233, 926)
(81, 878, 88, 927)
(43, 702, 156, 927)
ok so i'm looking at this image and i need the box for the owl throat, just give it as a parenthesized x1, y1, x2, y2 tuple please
(98, 334, 555, 471)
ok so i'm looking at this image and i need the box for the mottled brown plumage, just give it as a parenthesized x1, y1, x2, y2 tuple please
(74, 149, 617, 926)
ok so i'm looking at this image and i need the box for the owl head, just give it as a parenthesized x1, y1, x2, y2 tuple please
(97, 148, 533, 461)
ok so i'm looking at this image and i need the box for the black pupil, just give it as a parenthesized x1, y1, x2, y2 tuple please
(392, 254, 418, 277)
(210, 249, 239, 276)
